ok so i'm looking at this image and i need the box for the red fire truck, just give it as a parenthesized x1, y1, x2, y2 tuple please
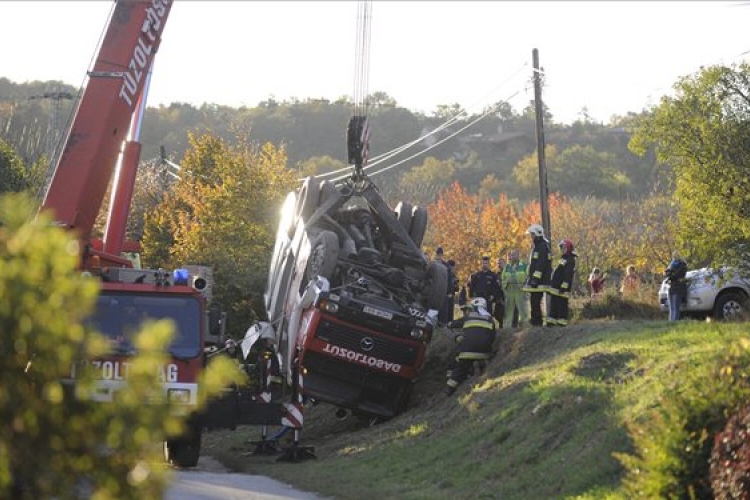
(39, 0, 323, 466)
(38, 0, 229, 468)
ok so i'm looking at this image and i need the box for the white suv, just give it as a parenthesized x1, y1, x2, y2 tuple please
(658, 267, 750, 321)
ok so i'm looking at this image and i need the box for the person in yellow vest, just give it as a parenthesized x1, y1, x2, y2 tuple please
(502, 249, 528, 328)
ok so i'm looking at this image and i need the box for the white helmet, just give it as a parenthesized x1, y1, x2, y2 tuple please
(470, 297, 487, 311)
(527, 223, 545, 237)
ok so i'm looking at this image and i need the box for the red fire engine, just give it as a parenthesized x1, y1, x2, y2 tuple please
(38, 0, 227, 468)
(39, 0, 319, 466)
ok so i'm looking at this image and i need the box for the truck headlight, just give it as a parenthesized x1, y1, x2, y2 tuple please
(410, 328, 424, 340)
(317, 299, 339, 313)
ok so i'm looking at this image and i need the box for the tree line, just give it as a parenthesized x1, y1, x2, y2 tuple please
(2, 62, 750, 332)
(0, 77, 661, 206)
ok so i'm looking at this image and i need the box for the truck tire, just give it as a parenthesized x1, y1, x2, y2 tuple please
(410, 206, 428, 247)
(395, 201, 413, 232)
(319, 179, 340, 206)
(295, 176, 320, 223)
(713, 292, 747, 321)
(164, 425, 202, 468)
(306, 230, 339, 282)
(422, 261, 449, 310)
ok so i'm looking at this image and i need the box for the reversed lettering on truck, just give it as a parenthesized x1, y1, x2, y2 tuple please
(321, 343, 402, 373)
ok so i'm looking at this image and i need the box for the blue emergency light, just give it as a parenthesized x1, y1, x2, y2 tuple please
(173, 268, 190, 285)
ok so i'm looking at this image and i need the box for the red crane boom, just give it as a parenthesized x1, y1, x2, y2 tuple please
(40, 0, 172, 269)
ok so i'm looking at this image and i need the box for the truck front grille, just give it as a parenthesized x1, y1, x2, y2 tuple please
(315, 319, 419, 365)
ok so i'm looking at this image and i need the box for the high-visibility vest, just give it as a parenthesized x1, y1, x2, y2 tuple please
(503, 261, 528, 288)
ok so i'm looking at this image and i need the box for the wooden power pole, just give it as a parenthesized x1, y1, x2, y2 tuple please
(533, 48, 551, 241)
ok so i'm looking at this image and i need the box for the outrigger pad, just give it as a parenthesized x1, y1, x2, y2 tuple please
(249, 439, 282, 456)
(276, 445, 317, 463)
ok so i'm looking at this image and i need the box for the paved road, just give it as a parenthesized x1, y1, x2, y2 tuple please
(166, 458, 326, 500)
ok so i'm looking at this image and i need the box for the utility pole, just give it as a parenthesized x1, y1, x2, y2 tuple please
(28, 90, 76, 163)
(533, 48, 551, 241)
(28, 90, 76, 198)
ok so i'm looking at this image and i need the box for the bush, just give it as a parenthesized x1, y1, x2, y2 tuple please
(573, 291, 663, 321)
(616, 334, 750, 499)
(0, 193, 242, 499)
(710, 404, 750, 499)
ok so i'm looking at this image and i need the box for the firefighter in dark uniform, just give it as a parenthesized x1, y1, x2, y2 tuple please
(522, 223, 552, 327)
(548, 239, 577, 326)
(444, 297, 498, 395)
(468, 256, 503, 319)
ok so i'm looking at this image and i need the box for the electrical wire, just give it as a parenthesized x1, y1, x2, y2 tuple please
(310, 62, 529, 183)
(351, 88, 524, 181)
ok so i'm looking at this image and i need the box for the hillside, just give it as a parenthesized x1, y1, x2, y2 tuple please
(202, 319, 749, 499)
(0, 77, 660, 204)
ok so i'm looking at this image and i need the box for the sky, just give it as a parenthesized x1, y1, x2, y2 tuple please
(2, 1, 749, 125)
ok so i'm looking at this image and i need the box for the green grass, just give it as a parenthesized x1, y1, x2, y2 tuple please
(204, 320, 750, 499)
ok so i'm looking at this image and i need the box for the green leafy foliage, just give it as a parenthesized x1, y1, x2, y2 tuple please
(0, 138, 27, 194)
(616, 335, 750, 499)
(629, 63, 750, 265)
(0, 192, 244, 499)
(513, 144, 631, 199)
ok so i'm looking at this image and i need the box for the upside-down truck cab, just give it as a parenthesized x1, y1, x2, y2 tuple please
(263, 173, 448, 419)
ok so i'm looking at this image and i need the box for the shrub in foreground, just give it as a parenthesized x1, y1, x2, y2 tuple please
(0, 193, 242, 499)
(616, 333, 750, 499)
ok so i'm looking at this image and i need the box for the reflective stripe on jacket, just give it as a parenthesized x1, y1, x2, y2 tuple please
(549, 251, 577, 298)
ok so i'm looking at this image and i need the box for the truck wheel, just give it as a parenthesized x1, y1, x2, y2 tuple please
(422, 261, 449, 310)
(295, 176, 320, 223)
(410, 206, 428, 247)
(319, 179, 341, 206)
(306, 230, 339, 282)
(395, 201, 413, 232)
(164, 425, 202, 468)
(713, 292, 748, 321)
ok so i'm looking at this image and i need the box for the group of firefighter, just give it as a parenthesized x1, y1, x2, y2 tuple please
(439, 223, 577, 396)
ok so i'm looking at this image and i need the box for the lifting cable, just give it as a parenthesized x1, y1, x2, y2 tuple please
(346, 1, 373, 178)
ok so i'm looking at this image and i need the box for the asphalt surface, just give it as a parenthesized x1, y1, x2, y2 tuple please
(166, 457, 327, 500)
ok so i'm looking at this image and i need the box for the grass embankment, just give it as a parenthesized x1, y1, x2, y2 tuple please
(204, 319, 749, 499)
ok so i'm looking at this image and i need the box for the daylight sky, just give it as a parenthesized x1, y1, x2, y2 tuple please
(2, 1, 748, 124)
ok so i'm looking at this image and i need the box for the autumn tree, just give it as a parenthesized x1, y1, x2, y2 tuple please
(427, 182, 673, 295)
(425, 182, 485, 283)
(142, 132, 297, 336)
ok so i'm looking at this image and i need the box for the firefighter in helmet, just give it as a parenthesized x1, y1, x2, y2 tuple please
(444, 297, 498, 396)
(522, 223, 552, 326)
(548, 238, 577, 326)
